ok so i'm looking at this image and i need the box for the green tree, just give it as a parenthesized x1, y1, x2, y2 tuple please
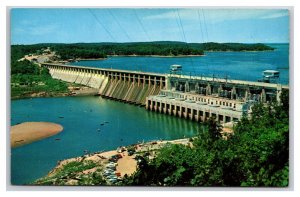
(206, 117, 223, 141)
(123, 90, 289, 187)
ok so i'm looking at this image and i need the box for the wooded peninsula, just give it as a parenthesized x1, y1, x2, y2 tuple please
(12, 41, 274, 60)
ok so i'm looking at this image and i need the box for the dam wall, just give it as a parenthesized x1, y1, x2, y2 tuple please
(43, 63, 165, 105)
(42, 63, 288, 122)
(49, 67, 106, 89)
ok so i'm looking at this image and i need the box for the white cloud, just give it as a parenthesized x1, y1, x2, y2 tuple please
(144, 9, 196, 20)
(28, 24, 59, 35)
(14, 23, 60, 36)
(260, 12, 289, 19)
(144, 9, 289, 23)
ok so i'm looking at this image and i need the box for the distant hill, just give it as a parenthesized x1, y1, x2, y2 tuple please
(193, 42, 275, 51)
(11, 41, 274, 61)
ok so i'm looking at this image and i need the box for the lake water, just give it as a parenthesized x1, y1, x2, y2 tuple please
(11, 43, 290, 185)
(70, 44, 289, 85)
(11, 96, 201, 185)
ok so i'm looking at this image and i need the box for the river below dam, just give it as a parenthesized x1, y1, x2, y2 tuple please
(11, 96, 202, 185)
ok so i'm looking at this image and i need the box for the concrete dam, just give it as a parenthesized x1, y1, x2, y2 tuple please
(43, 63, 164, 105)
(42, 63, 288, 123)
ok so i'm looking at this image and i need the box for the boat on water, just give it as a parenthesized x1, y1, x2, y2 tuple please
(258, 70, 280, 83)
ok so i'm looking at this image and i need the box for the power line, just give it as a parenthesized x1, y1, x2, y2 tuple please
(107, 9, 142, 71)
(172, 9, 185, 42)
(176, 8, 196, 77)
(201, 9, 213, 77)
(197, 10, 205, 43)
(108, 9, 132, 42)
(133, 9, 151, 42)
(197, 9, 209, 76)
(176, 8, 188, 43)
(133, 9, 153, 72)
(88, 8, 119, 70)
(201, 9, 209, 43)
(88, 9, 116, 42)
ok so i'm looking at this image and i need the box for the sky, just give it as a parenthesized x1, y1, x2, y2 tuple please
(10, 8, 289, 44)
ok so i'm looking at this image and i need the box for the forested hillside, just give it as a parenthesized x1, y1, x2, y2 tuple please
(12, 41, 274, 60)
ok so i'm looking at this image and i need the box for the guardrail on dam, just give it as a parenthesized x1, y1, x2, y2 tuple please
(42, 63, 288, 123)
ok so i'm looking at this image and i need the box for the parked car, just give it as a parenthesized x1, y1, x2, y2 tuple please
(115, 172, 121, 177)
(128, 150, 135, 156)
(107, 162, 116, 166)
(107, 175, 118, 179)
(116, 154, 123, 159)
(134, 155, 143, 161)
(109, 158, 117, 162)
(106, 166, 116, 171)
(103, 173, 113, 177)
(108, 178, 118, 183)
(104, 169, 114, 174)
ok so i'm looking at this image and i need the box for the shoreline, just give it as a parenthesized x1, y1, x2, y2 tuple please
(11, 86, 98, 100)
(69, 49, 275, 62)
(74, 57, 107, 61)
(34, 123, 234, 185)
(205, 49, 275, 53)
(54, 49, 274, 64)
(34, 138, 192, 185)
(11, 92, 70, 100)
(107, 54, 205, 58)
(58, 54, 206, 63)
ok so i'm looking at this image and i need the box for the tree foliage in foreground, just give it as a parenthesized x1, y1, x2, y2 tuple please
(123, 90, 289, 186)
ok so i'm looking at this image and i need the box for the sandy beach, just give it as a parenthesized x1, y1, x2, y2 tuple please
(11, 122, 63, 148)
